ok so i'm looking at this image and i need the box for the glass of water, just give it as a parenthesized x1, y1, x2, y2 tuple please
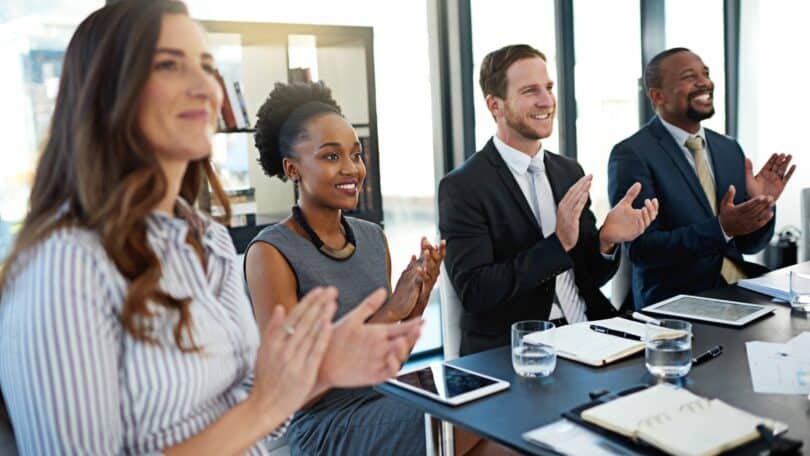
(790, 270, 810, 312)
(645, 319, 692, 379)
(511, 320, 556, 378)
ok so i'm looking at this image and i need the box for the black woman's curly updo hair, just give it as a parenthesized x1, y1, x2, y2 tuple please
(253, 81, 343, 181)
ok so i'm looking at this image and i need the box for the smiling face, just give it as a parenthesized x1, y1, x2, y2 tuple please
(284, 113, 366, 211)
(650, 51, 715, 132)
(138, 14, 222, 169)
(487, 56, 556, 152)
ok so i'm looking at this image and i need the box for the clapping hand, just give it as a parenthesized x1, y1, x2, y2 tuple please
(249, 287, 337, 422)
(719, 185, 774, 237)
(555, 175, 592, 251)
(319, 289, 424, 388)
(599, 182, 659, 252)
(745, 153, 796, 201)
(384, 256, 424, 321)
(406, 238, 446, 320)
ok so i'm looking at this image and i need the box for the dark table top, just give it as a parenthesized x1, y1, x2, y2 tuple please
(377, 277, 810, 455)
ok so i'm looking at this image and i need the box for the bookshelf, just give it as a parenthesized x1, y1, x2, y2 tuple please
(199, 20, 384, 250)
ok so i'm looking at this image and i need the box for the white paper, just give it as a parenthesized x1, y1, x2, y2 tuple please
(522, 419, 642, 456)
(746, 331, 810, 394)
(738, 263, 810, 303)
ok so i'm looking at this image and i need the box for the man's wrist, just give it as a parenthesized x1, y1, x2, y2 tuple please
(599, 239, 617, 254)
(717, 217, 733, 241)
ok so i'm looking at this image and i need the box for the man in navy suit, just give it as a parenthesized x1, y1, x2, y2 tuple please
(608, 48, 796, 309)
(439, 44, 659, 355)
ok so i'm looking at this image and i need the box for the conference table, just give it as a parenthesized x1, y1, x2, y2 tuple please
(377, 265, 810, 455)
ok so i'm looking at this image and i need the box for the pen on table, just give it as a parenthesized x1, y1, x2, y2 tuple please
(589, 325, 642, 341)
(692, 345, 723, 366)
(631, 311, 661, 326)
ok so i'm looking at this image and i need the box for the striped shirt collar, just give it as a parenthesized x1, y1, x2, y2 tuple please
(146, 198, 231, 261)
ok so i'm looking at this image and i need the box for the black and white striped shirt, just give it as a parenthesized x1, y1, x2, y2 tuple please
(0, 203, 287, 454)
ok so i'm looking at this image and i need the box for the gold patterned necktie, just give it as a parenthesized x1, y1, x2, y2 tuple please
(684, 136, 747, 284)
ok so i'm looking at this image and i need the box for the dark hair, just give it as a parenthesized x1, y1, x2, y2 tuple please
(0, 0, 231, 352)
(254, 82, 342, 180)
(644, 47, 692, 90)
(479, 44, 546, 99)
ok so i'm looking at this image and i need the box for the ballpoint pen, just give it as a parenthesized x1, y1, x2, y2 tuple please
(692, 345, 723, 365)
(631, 311, 661, 326)
(589, 325, 642, 341)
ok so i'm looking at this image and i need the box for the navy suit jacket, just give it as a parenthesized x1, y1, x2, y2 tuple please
(439, 139, 618, 355)
(608, 117, 773, 308)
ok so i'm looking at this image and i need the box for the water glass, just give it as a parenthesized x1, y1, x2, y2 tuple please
(790, 270, 810, 312)
(645, 319, 692, 379)
(511, 320, 556, 378)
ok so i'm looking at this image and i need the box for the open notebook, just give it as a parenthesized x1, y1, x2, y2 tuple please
(581, 384, 788, 456)
(523, 317, 682, 367)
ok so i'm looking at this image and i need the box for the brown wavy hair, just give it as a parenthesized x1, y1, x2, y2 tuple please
(0, 0, 231, 351)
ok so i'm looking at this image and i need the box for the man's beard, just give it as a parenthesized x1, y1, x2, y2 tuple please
(505, 105, 547, 140)
(686, 92, 715, 122)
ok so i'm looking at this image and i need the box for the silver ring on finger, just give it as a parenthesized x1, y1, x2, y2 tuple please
(283, 324, 296, 337)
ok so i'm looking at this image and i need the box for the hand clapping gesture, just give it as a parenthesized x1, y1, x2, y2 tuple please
(381, 238, 446, 322)
(407, 237, 446, 320)
(599, 182, 659, 252)
(555, 175, 593, 251)
(249, 287, 337, 421)
(745, 153, 796, 201)
(319, 289, 424, 388)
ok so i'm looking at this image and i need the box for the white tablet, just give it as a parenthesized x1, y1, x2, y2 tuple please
(644, 294, 775, 326)
(387, 362, 510, 406)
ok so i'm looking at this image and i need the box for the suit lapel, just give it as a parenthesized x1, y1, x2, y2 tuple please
(649, 117, 714, 216)
(482, 140, 542, 232)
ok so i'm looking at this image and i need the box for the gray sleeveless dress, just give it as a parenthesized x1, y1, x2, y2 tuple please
(246, 217, 425, 456)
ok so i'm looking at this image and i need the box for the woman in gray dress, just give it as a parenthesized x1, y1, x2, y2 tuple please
(246, 81, 445, 455)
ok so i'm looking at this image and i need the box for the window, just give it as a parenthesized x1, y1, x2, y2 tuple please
(738, 1, 810, 233)
(665, 0, 726, 134)
(187, 1, 440, 353)
(573, 0, 641, 222)
(470, 0, 559, 153)
(0, 1, 102, 261)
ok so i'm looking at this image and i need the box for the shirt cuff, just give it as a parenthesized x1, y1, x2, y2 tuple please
(718, 218, 733, 242)
(600, 243, 620, 261)
(267, 415, 293, 440)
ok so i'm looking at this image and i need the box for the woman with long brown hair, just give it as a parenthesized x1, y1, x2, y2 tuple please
(0, 1, 421, 454)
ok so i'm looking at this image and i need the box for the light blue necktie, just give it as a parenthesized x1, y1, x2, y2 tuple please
(526, 160, 588, 323)
(526, 163, 543, 228)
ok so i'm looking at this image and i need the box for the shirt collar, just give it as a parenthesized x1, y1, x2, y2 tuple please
(146, 198, 230, 260)
(492, 134, 545, 175)
(658, 115, 707, 149)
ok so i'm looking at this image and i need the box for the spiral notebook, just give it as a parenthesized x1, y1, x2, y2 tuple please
(580, 384, 788, 456)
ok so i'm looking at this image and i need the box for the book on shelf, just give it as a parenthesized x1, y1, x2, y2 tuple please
(523, 317, 684, 367)
(213, 69, 237, 130)
(288, 67, 312, 83)
(345, 136, 374, 215)
(232, 81, 251, 128)
(580, 384, 788, 456)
